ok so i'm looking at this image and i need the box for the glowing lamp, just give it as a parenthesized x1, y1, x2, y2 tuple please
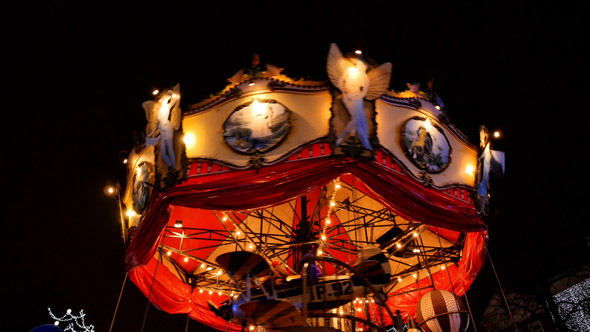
(493, 130, 501, 138)
(347, 66, 360, 79)
(183, 132, 196, 149)
(251, 99, 267, 117)
(126, 209, 137, 217)
(152, 89, 159, 95)
(354, 50, 362, 55)
(465, 165, 475, 175)
(174, 220, 183, 228)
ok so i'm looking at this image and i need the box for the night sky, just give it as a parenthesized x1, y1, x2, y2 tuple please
(5, 2, 587, 331)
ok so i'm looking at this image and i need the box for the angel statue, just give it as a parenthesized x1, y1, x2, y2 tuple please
(327, 43, 392, 150)
(476, 126, 505, 215)
(143, 84, 182, 168)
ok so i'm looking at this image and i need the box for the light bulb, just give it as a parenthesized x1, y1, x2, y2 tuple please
(325, 218, 331, 224)
(321, 234, 327, 241)
(199, 289, 204, 293)
(209, 290, 213, 295)
(152, 89, 159, 95)
(184, 257, 189, 262)
(347, 66, 359, 79)
(330, 201, 336, 207)
(441, 265, 446, 270)
(183, 133, 196, 149)
(398, 277, 402, 282)
(167, 251, 172, 256)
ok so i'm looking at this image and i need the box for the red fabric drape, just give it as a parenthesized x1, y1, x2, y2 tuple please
(125, 155, 486, 330)
(126, 157, 483, 270)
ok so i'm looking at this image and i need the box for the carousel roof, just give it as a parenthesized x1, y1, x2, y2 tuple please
(117, 43, 491, 330)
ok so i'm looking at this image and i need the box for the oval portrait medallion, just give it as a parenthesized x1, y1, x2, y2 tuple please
(401, 116, 451, 173)
(223, 99, 291, 154)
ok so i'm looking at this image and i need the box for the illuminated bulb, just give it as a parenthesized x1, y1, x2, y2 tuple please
(339, 310, 343, 315)
(252, 99, 267, 117)
(330, 201, 336, 207)
(174, 220, 183, 228)
(466, 165, 475, 175)
(54, 321, 59, 326)
(217, 270, 222, 276)
(199, 289, 204, 293)
(371, 299, 375, 303)
(249, 244, 254, 249)
(206, 266, 213, 271)
(152, 89, 159, 95)
(209, 290, 213, 295)
(201, 263, 206, 268)
(235, 230, 241, 236)
(126, 209, 137, 217)
(354, 50, 362, 55)
(441, 265, 446, 270)
(347, 66, 359, 79)
(321, 234, 327, 241)
(317, 249, 323, 255)
(494, 131, 501, 138)
(435, 105, 441, 110)
(334, 181, 341, 189)
(172, 93, 178, 99)
(413, 273, 417, 278)
(248, 82, 255, 86)
(413, 232, 418, 237)
(325, 218, 331, 224)
(184, 257, 189, 262)
(122, 158, 128, 164)
(218, 291, 222, 295)
(396, 243, 402, 249)
(222, 215, 228, 221)
(250, 325, 255, 331)
(167, 251, 172, 256)
(66, 309, 71, 314)
(398, 277, 402, 282)
(106, 186, 115, 195)
(183, 133, 196, 149)
(357, 307, 362, 312)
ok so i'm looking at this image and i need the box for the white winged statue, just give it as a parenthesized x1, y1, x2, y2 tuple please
(143, 84, 182, 168)
(327, 43, 392, 150)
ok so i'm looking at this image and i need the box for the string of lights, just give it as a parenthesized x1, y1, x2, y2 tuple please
(47, 308, 95, 332)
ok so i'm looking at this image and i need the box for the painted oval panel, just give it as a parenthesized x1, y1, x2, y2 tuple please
(401, 116, 451, 173)
(223, 99, 291, 154)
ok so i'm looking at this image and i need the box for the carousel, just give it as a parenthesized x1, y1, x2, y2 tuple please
(109, 44, 505, 332)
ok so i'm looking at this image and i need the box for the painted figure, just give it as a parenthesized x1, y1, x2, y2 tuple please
(143, 84, 182, 168)
(327, 43, 391, 150)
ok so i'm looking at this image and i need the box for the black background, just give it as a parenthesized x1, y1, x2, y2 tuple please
(4, 1, 587, 331)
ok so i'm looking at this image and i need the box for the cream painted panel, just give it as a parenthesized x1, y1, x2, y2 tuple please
(183, 91, 332, 166)
(375, 100, 477, 188)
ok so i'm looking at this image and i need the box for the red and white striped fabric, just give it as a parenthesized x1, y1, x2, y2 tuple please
(416, 290, 470, 332)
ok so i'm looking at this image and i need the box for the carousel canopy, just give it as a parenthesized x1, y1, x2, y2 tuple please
(117, 44, 488, 330)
